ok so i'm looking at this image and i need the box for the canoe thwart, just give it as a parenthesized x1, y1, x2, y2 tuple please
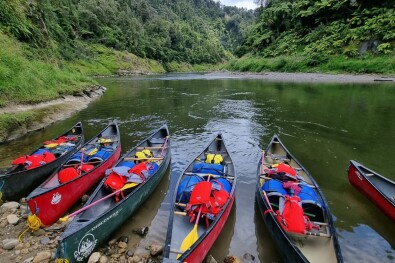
(184, 172, 234, 179)
(136, 146, 168, 150)
(312, 221, 328, 226)
(175, 211, 187, 216)
(305, 231, 331, 238)
(267, 153, 290, 161)
(169, 248, 186, 254)
(124, 157, 164, 161)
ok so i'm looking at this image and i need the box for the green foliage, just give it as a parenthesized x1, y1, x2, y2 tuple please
(225, 53, 395, 74)
(246, 0, 395, 65)
(0, 0, 255, 65)
(0, 33, 94, 105)
(377, 43, 392, 55)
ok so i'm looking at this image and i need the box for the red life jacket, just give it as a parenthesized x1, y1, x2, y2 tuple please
(58, 164, 94, 184)
(12, 152, 56, 170)
(104, 162, 149, 202)
(128, 162, 148, 182)
(276, 195, 309, 234)
(43, 135, 77, 145)
(187, 180, 230, 223)
(277, 163, 297, 177)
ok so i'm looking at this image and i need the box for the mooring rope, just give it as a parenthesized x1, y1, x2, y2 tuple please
(18, 214, 42, 242)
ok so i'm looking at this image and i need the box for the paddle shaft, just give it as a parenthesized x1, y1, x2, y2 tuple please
(160, 136, 169, 157)
(261, 150, 275, 212)
(61, 183, 136, 220)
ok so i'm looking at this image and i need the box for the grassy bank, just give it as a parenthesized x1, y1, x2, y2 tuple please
(0, 32, 166, 141)
(225, 54, 395, 75)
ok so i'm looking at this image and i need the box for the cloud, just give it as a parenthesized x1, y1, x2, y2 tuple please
(219, 0, 257, 9)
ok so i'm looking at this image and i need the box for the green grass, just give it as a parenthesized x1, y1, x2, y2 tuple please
(0, 34, 167, 108)
(72, 44, 166, 76)
(0, 33, 95, 106)
(226, 53, 395, 75)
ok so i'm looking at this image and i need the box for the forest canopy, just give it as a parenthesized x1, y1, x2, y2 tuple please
(0, 0, 255, 64)
(245, 0, 395, 60)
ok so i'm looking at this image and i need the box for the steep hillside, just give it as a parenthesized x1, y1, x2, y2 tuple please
(231, 0, 395, 74)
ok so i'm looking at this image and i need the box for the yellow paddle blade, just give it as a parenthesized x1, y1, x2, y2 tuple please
(122, 183, 137, 190)
(178, 224, 198, 259)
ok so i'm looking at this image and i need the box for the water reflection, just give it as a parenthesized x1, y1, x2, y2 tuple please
(1, 73, 395, 262)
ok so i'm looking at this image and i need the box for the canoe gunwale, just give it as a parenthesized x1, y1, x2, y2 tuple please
(163, 133, 237, 262)
(0, 122, 84, 201)
(349, 160, 395, 204)
(348, 160, 395, 220)
(57, 125, 171, 262)
(26, 122, 120, 200)
(256, 134, 343, 263)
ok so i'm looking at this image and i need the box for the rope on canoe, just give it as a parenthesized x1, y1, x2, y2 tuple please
(0, 180, 4, 203)
(18, 214, 42, 243)
(55, 259, 70, 263)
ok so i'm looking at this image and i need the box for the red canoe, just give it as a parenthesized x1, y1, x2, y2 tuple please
(347, 160, 395, 221)
(163, 133, 236, 263)
(26, 122, 121, 227)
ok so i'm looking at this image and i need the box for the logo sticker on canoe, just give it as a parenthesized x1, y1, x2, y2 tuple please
(356, 171, 363, 181)
(74, 233, 98, 261)
(51, 192, 61, 204)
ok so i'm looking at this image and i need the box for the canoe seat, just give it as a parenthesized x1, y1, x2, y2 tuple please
(148, 138, 165, 144)
(301, 200, 324, 222)
(267, 191, 286, 211)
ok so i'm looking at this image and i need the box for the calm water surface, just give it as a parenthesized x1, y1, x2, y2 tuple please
(1, 73, 395, 262)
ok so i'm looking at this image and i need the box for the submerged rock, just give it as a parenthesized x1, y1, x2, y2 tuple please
(133, 226, 149, 237)
(224, 255, 243, 263)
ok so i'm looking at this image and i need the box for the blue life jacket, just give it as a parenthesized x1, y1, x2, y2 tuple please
(192, 163, 224, 175)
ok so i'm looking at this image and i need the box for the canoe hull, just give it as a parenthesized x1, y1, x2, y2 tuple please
(58, 156, 170, 262)
(183, 195, 234, 263)
(256, 185, 307, 263)
(27, 147, 121, 226)
(256, 135, 343, 263)
(347, 160, 395, 221)
(0, 123, 83, 201)
(163, 133, 237, 263)
(57, 125, 171, 263)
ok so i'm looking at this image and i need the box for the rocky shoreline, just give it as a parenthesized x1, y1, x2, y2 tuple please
(0, 199, 248, 263)
(0, 198, 165, 263)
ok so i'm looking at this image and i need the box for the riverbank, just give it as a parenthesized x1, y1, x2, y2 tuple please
(209, 71, 395, 83)
(0, 86, 106, 143)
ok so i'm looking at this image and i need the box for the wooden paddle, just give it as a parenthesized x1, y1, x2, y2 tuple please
(177, 174, 211, 259)
(58, 182, 137, 222)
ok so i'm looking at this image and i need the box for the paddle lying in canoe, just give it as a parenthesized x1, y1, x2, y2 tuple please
(348, 160, 395, 221)
(163, 133, 236, 263)
(26, 121, 121, 227)
(56, 125, 170, 263)
(0, 122, 84, 202)
(256, 135, 343, 263)
(58, 182, 138, 222)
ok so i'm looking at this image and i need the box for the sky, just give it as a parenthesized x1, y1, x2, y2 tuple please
(219, 0, 257, 10)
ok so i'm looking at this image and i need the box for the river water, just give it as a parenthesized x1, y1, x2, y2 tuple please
(1, 73, 395, 262)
